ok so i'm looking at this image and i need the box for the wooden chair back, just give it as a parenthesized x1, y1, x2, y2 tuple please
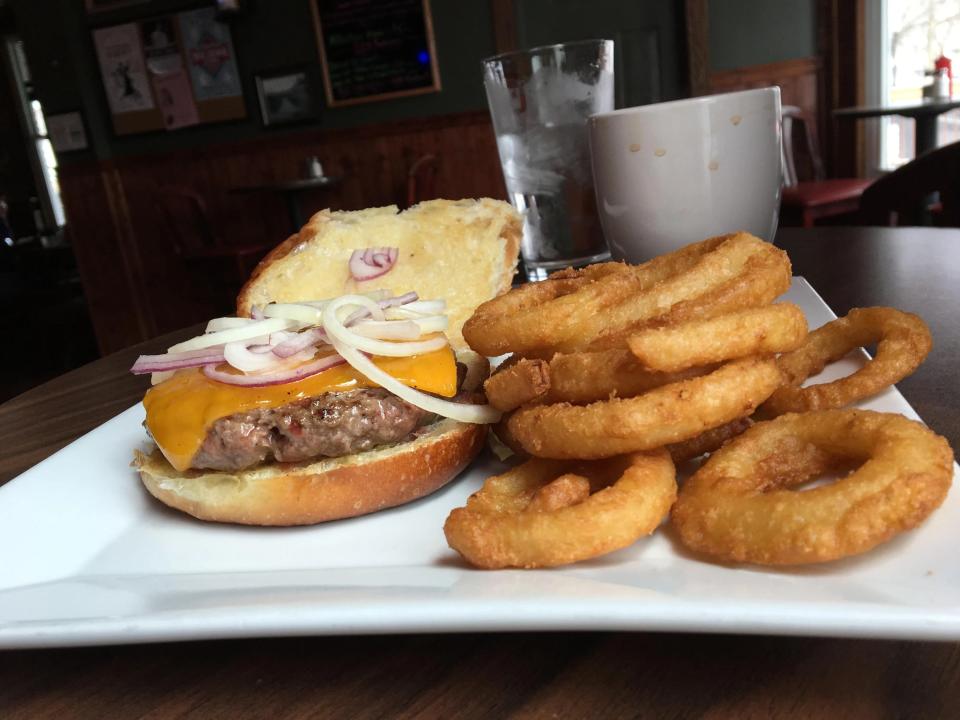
(156, 187, 219, 257)
(782, 105, 826, 187)
(406, 154, 438, 207)
(859, 141, 960, 226)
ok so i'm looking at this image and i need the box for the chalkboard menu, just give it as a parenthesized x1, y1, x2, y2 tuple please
(311, 0, 441, 107)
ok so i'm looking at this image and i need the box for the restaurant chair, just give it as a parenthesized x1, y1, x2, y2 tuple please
(406, 154, 438, 207)
(859, 140, 960, 226)
(157, 186, 273, 286)
(780, 106, 872, 227)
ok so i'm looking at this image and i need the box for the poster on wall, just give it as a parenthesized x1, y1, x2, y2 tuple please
(93, 23, 155, 115)
(178, 7, 242, 101)
(153, 71, 200, 130)
(140, 17, 181, 75)
(139, 17, 199, 130)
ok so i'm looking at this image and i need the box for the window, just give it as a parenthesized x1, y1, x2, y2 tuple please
(869, 0, 960, 170)
(3, 37, 66, 229)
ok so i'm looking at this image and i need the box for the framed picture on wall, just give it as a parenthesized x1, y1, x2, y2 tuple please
(311, 0, 441, 107)
(46, 112, 89, 153)
(255, 69, 317, 126)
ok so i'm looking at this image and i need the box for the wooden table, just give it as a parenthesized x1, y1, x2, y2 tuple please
(834, 98, 960, 157)
(2, 227, 959, 718)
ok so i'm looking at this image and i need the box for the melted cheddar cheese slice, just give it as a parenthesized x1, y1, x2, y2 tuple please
(143, 347, 456, 472)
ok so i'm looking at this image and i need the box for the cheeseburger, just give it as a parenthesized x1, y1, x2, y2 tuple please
(132, 199, 521, 525)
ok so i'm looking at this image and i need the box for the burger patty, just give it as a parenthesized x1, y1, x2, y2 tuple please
(191, 389, 429, 472)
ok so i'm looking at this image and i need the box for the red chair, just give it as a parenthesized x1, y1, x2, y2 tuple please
(780, 106, 872, 227)
(859, 141, 960, 226)
(406, 154, 438, 207)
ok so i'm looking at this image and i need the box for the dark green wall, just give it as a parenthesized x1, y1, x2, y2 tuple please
(11, 0, 496, 162)
(709, 0, 816, 71)
(514, 0, 687, 106)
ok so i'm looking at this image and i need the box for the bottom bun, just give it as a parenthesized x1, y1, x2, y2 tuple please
(135, 417, 487, 526)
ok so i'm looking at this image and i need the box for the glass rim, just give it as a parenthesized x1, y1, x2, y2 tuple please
(482, 38, 613, 67)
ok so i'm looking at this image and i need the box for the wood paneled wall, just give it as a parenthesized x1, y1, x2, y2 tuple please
(710, 56, 821, 132)
(709, 56, 822, 182)
(59, 111, 506, 354)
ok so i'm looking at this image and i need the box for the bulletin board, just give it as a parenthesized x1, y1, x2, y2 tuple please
(92, 7, 245, 135)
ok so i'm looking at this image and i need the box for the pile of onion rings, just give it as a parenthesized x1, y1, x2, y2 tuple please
(446, 233, 951, 570)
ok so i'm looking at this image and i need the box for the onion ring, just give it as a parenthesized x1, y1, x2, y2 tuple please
(484, 350, 713, 412)
(444, 450, 677, 568)
(627, 303, 808, 372)
(671, 410, 954, 565)
(761, 307, 932, 417)
(483, 357, 550, 412)
(463, 232, 791, 358)
(666, 417, 753, 464)
(508, 356, 783, 459)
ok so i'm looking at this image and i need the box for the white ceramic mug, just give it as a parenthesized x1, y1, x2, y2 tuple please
(588, 87, 782, 263)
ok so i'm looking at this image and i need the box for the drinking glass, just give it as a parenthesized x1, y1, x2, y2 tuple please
(483, 39, 614, 280)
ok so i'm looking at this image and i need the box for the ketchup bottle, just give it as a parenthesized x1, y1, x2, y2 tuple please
(934, 54, 953, 98)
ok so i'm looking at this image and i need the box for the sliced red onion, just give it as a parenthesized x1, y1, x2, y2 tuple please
(251, 305, 265, 320)
(349, 246, 399, 281)
(132, 346, 226, 374)
(202, 354, 345, 387)
(272, 327, 329, 358)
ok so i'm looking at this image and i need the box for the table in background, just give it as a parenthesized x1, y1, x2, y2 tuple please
(1, 227, 959, 719)
(230, 175, 342, 233)
(834, 98, 960, 157)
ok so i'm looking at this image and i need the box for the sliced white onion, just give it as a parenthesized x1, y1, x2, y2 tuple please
(385, 299, 446, 319)
(330, 337, 500, 424)
(202, 353, 346, 387)
(350, 320, 422, 340)
(169, 317, 298, 353)
(262, 303, 322, 325)
(412, 315, 448, 334)
(206, 317, 256, 333)
(224, 341, 283, 372)
(300, 289, 393, 308)
(326, 296, 448, 357)
(379, 291, 418, 309)
(341, 295, 388, 326)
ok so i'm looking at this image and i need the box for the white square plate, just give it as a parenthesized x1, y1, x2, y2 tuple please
(1, 278, 957, 648)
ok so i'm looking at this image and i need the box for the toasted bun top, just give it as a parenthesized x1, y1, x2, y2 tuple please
(236, 199, 522, 351)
